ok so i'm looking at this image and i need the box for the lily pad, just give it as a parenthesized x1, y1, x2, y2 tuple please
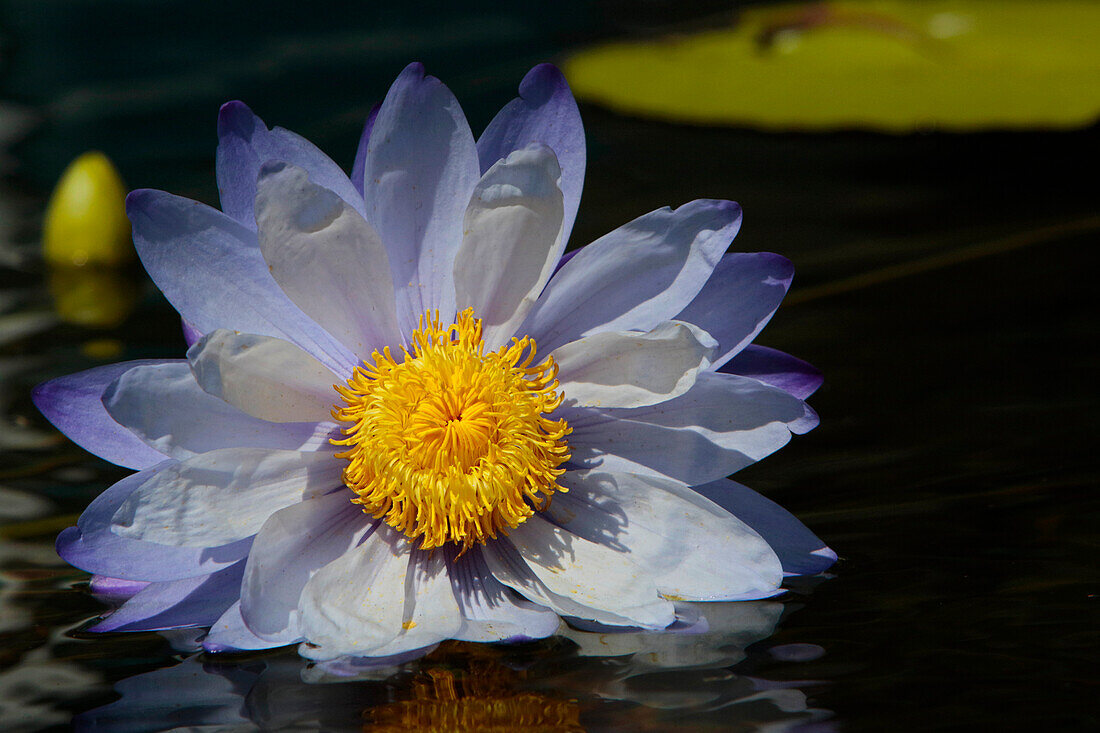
(563, 0, 1100, 131)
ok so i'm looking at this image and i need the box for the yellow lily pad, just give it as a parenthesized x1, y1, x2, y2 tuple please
(563, 0, 1100, 131)
(43, 151, 133, 266)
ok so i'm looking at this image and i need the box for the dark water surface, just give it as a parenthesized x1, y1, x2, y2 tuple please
(1, 2, 1097, 731)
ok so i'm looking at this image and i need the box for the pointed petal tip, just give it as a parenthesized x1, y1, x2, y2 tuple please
(217, 100, 255, 133)
(398, 61, 427, 80)
(181, 318, 203, 348)
(782, 547, 838, 577)
(390, 62, 453, 98)
(790, 402, 820, 434)
(802, 359, 824, 383)
(55, 525, 80, 563)
(219, 100, 250, 114)
(713, 198, 744, 222)
(88, 575, 151, 603)
(519, 63, 569, 102)
(88, 611, 194, 634)
(525, 61, 564, 78)
(717, 345, 821, 398)
(672, 198, 743, 229)
(757, 251, 795, 281)
(29, 378, 53, 414)
(123, 188, 154, 215)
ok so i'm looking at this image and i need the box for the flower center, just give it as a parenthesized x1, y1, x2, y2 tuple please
(332, 308, 570, 550)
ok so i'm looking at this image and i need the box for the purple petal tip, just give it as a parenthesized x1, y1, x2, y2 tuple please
(180, 318, 203, 348)
(55, 526, 84, 568)
(89, 575, 150, 599)
(398, 61, 426, 79)
(217, 100, 255, 135)
(688, 198, 743, 224)
(758, 251, 795, 281)
(29, 379, 53, 414)
(124, 188, 156, 216)
(519, 63, 568, 104)
(720, 199, 744, 219)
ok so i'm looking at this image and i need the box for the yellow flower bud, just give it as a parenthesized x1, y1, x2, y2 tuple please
(43, 151, 133, 266)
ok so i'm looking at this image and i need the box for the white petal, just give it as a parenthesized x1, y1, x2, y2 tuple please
(477, 64, 585, 252)
(299, 525, 408, 659)
(255, 162, 401, 359)
(188, 330, 337, 423)
(483, 515, 675, 629)
(110, 449, 342, 547)
(104, 361, 338, 460)
(32, 359, 175, 470)
(449, 549, 561, 643)
(216, 100, 366, 228)
(548, 471, 783, 601)
(553, 321, 717, 409)
(204, 602, 287, 653)
(453, 145, 564, 349)
(565, 371, 808, 485)
(358, 551, 464, 659)
(362, 63, 480, 334)
(692, 478, 836, 577)
(60, 467, 251, 582)
(298, 525, 461, 660)
(127, 189, 357, 376)
(241, 490, 372, 644)
(674, 252, 794, 367)
(521, 199, 741, 353)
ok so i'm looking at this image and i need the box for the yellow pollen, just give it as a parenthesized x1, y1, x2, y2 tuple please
(332, 308, 571, 550)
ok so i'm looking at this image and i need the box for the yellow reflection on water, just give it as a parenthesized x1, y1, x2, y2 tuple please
(367, 656, 583, 733)
(47, 265, 137, 329)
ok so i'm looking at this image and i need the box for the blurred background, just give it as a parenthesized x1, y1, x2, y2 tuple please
(0, 1, 1097, 730)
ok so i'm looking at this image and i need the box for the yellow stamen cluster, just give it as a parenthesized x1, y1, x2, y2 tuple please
(332, 308, 570, 550)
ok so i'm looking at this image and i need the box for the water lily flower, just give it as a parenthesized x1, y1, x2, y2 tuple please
(34, 63, 834, 662)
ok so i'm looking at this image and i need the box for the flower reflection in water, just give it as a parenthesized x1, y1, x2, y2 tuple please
(76, 600, 831, 732)
(368, 658, 583, 733)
